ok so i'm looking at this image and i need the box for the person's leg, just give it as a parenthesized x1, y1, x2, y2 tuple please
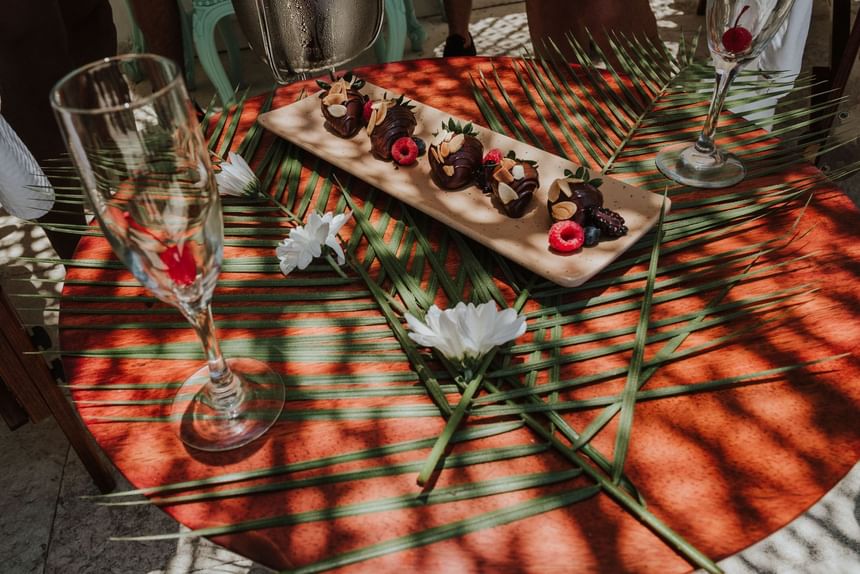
(0, 0, 74, 161)
(526, 0, 585, 60)
(526, 0, 659, 65)
(59, 0, 117, 68)
(443, 0, 475, 57)
(128, 0, 184, 70)
(0, 0, 116, 259)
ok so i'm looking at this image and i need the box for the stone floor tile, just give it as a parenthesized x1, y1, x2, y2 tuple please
(43, 448, 177, 574)
(0, 421, 68, 574)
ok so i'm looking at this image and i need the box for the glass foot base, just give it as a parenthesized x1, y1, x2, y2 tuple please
(656, 142, 745, 189)
(170, 357, 285, 452)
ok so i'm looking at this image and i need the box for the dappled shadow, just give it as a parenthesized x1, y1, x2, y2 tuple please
(35, 13, 860, 573)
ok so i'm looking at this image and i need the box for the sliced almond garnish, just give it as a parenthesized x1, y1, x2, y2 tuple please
(511, 164, 525, 180)
(323, 92, 347, 106)
(552, 201, 578, 221)
(443, 165, 455, 176)
(327, 104, 347, 118)
(366, 108, 378, 134)
(432, 130, 450, 147)
(493, 166, 514, 184)
(440, 142, 449, 157)
(497, 182, 519, 204)
(548, 179, 562, 203)
(376, 103, 388, 123)
(548, 179, 571, 202)
(448, 134, 464, 154)
(430, 146, 442, 164)
(502, 157, 516, 170)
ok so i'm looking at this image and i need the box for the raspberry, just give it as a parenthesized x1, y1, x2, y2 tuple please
(548, 221, 585, 253)
(362, 100, 374, 123)
(483, 148, 503, 166)
(391, 136, 419, 166)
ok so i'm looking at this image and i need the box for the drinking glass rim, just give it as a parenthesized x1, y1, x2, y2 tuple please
(50, 53, 183, 115)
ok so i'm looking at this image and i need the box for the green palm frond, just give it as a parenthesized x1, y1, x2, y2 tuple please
(29, 31, 860, 574)
(475, 32, 848, 191)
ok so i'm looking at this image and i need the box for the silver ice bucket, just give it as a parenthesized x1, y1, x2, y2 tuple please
(233, 0, 384, 82)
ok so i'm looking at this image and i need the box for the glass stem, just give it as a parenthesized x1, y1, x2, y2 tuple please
(190, 305, 244, 412)
(694, 65, 740, 155)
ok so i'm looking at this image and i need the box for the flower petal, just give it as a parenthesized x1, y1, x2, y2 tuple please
(216, 152, 259, 197)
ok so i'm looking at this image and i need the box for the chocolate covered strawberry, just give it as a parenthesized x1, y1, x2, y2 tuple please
(366, 95, 417, 161)
(547, 167, 604, 225)
(318, 72, 367, 138)
(428, 119, 483, 190)
(486, 151, 539, 218)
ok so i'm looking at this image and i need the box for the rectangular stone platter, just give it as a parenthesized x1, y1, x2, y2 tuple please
(257, 82, 669, 287)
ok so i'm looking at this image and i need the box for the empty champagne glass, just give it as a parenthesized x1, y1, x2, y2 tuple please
(656, 0, 797, 188)
(51, 54, 285, 451)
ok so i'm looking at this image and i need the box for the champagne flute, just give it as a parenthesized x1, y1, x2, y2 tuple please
(656, 0, 797, 188)
(232, 0, 384, 83)
(51, 54, 285, 452)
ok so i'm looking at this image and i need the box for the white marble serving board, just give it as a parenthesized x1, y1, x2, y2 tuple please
(258, 82, 669, 287)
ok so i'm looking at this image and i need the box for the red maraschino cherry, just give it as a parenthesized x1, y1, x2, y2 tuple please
(722, 5, 752, 53)
(123, 212, 197, 286)
(159, 244, 197, 286)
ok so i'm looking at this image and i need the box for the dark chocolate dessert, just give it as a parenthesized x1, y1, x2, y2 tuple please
(366, 95, 417, 161)
(428, 119, 483, 190)
(547, 167, 604, 225)
(318, 73, 366, 138)
(487, 151, 539, 218)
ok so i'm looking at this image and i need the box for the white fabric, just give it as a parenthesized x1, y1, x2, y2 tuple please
(0, 113, 55, 220)
(730, 0, 813, 127)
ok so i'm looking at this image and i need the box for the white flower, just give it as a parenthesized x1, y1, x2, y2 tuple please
(405, 301, 526, 363)
(216, 152, 259, 197)
(320, 211, 350, 265)
(276, 210, 351, 276)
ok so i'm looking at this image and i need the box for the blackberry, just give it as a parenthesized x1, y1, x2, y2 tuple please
(412, 136, 426, 157)
(586, 206, 627, 237)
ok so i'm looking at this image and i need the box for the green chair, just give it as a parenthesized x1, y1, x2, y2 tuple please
(179, 0, 244, 105)
(374, 0, 427, 63)
(121, 0, 242, 104)
(127, 0, 425, 104)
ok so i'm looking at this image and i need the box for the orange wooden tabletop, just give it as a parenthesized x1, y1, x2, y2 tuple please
(62, 57, 860, 573)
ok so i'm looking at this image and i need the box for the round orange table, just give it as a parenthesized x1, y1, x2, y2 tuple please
(62, 57, 860, 573)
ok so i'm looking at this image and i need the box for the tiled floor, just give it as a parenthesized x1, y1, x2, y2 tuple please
(2, 2, 859, 573)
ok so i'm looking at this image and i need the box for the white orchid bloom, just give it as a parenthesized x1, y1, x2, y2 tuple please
(405, 301, 526, 364)
(276, 212, 329, 275)
(216, 152, 259, 197)
(276, 211, 351, 276)
(319, 211, 351, 265)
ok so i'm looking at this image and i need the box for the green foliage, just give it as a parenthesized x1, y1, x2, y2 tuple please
(442, 118, 478, 136)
